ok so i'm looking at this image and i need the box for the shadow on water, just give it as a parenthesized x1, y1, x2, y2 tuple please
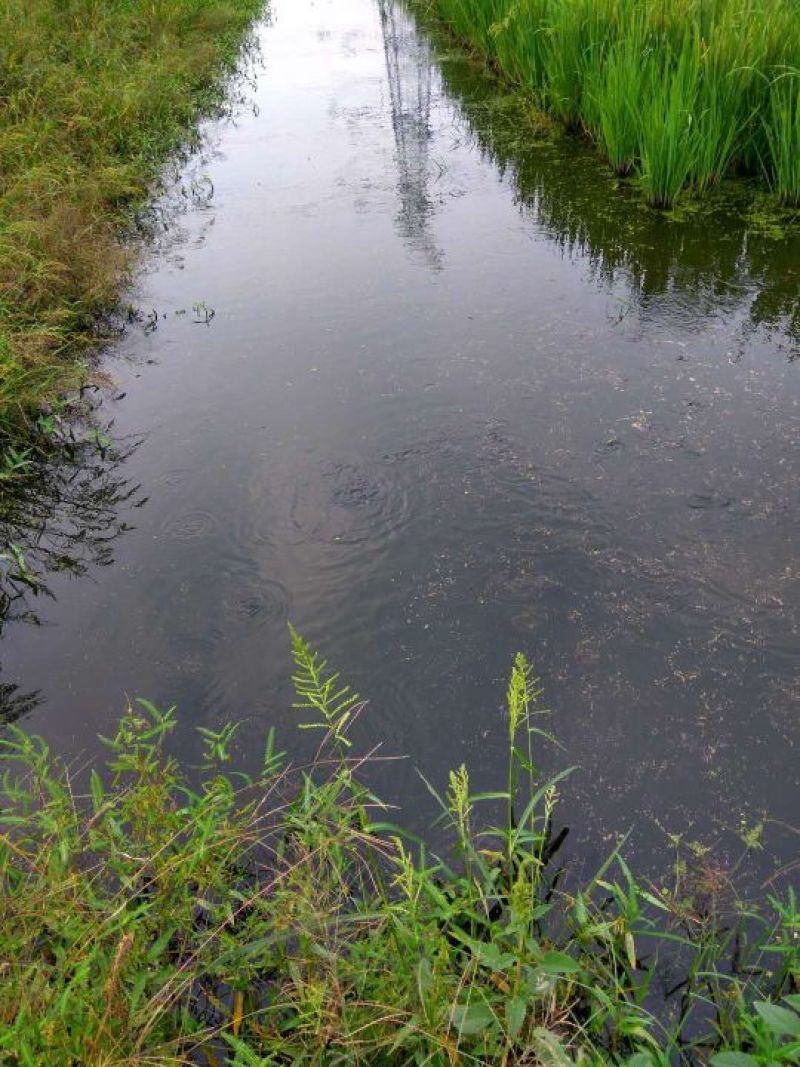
(0, 405, 142, 724)
(0, 40, 260, 730)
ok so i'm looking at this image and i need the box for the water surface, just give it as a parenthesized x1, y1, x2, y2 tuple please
(3, 0, 798, 875)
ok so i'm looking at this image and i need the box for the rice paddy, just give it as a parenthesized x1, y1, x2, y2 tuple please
(417, 0, 800, 208)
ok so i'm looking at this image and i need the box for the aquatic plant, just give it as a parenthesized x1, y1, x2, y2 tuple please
(1, 631, 797, 1064)
(417, 0, 800, 208)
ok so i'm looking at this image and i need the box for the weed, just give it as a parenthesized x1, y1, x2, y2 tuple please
(0, 633, 797, 1064)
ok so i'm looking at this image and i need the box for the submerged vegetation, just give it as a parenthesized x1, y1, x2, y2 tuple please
(1, 631, 797, 1065)
(415, 0, 800, 209)
(0, 0, 264, 437)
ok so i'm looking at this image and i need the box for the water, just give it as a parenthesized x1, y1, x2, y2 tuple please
(2, 0, 798, 877)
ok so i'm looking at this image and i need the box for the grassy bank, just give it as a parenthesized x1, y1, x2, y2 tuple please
(1, 630, 797, 1065)
(414, 0, 800, 209)
(0, 0, 264, 438)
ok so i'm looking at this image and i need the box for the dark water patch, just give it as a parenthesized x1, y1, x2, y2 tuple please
(687, 491, 736, 511)
(0, 405, 144, 723)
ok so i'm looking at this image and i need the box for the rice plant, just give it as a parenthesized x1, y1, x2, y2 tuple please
(690, 18, 755, 191)
(638, 34, 701, 207)
(585, 22, 652, 176)
(421, 0, 800, 209)
(764, 70, 800, 206)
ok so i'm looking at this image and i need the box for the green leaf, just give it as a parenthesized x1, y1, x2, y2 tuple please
(389, 1021, 424, 1053)
(640, 890, 669, 912)
(574, 891, 587, 926)
(710, 1053, 761, 1067)
(365, 820, 423, 844)
(754, 1000, 800, 1037)
(506, 996, 527, 1039)
(625, 930, 637, 970)
(538, 950, 581, 974)
(511, 768, 575, 846)
(473, 941, 516, 971)
(89, 769, 104, 811)
(452, 1001, 497, 1035)
(416, 957, 432, 996)
(147, 927, 177, 963)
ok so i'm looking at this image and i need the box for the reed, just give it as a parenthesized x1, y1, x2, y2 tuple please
(420, 0, 800, 208)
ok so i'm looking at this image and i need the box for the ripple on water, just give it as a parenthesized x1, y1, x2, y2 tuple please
(287, 458, 413, 554)
(219, 576, 292, 632)
(160, 509, 220, 542)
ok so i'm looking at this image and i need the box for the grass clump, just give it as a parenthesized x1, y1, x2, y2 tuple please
(583, 24, 651, 177)
(763, 70, 800, 206)
(0, 0, 264, 438)
(1, 628, 798, 1065)
(415, 0, 800, 209)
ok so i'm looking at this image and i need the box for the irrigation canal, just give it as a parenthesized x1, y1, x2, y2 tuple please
(3, 0, 799, 876)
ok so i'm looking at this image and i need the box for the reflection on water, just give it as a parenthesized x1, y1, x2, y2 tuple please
(379, 0, 443, 269)
(0, 410, 141, 722)
(0, 0, 797, 878)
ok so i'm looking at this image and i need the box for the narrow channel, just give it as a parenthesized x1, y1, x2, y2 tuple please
(3, 0, 798, 874)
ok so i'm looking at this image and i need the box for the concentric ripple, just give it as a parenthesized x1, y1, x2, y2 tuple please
(160, 509, 220, 542)
(219, 576, 292, 631)
(287, 459, 413, 554)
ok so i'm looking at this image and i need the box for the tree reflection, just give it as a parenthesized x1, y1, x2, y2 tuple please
(0, 407, 142, 724)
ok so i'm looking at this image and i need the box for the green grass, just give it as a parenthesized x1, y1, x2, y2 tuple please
(1, 629, 797, 1065)
(763, 70, 800, 206)
(583, 23, 650, 177)
(638, 37, 701, 209)
(0, 0, 264, 439)
(415, 0, 800, 209)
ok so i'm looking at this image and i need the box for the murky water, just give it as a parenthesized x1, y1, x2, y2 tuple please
(2, 0, 798, 875)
